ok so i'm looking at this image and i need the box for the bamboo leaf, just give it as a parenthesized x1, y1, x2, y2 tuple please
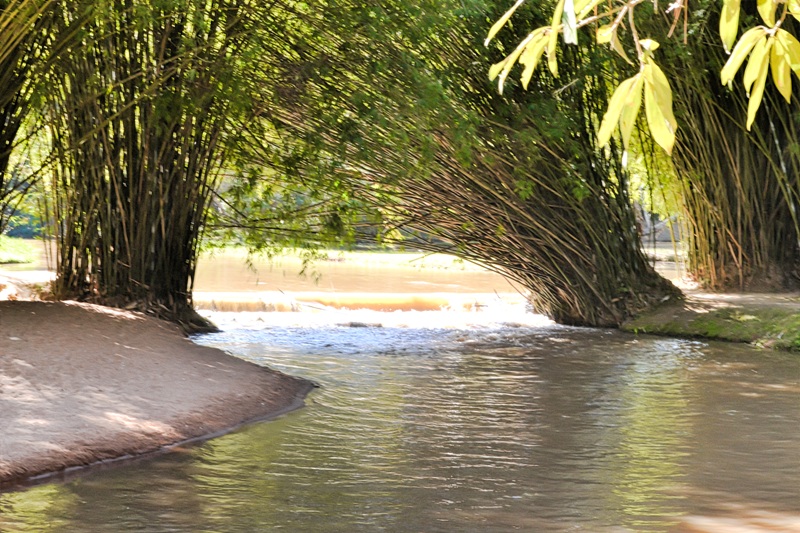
(611, 28, 633, 65)
(771, 38, 792, 102)
(596, 24, 614, 45)
(495, 31, 539, 93)
(721, 28, 768, 85)
(757, 0, 778, 26)
(640, 39, 660, 53)
(776, 28, 800, 78)
(519, 32, 549, 89)
(790, 0, 800, 20)
(743, 37, 771, 95)
(576, 0, 604, 19)
(598, 75, 641, 148)
(643, 61, 677, 155)
(562, 0, 578, 45)
(747, 53, 770, 129)
(619, 75, 644, 150)
(720, 0, 741, 53)
(548, 0, 565, 77)
(489, 60, 507, 82)
(485, 0, 526, 46)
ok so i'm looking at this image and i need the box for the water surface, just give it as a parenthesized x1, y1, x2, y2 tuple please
(2, 306, 800, 532)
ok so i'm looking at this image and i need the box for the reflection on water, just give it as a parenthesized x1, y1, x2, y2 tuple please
(2, 307, 800, 532)
(193, 252, 518, 294)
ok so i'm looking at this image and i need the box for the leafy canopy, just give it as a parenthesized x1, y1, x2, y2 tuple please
(486, 0, 800, 158)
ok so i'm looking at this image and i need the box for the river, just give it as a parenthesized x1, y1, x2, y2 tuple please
(1, 305, 800, 531)
(1, 249, 799, 531)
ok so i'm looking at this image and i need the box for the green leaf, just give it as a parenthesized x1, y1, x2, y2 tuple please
(598, 75, 641, 149)
(720, 0, 741, 53)
(485, 0, 526, 46)
(721, 28, 767, 85)
(771, 38, 792, 102)
(747, 52, 770, 129)
(643, 61, 677, 155)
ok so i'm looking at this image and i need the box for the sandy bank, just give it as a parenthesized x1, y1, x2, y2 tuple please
(0, 300, 314, 487)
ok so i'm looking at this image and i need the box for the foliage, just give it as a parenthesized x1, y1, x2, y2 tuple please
(486, 0, 800, 156)
(0, 0, 60, 235)
(226, 0, 678, 326)
(0, 235, 35, 264)
(658, 3, 800, 290)
(43, 0, 254, 328)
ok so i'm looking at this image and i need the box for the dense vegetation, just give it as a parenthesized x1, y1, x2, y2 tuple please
(0, 0, 798, 329)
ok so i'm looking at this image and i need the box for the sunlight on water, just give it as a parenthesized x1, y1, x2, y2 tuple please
(198, 297, 551, 331)
(3, 301, 800, 532)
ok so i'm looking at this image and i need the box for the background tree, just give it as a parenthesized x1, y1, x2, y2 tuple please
(491, 0, 800, 291)
(222, 0, 678, 326)
(0, 0, 58, 234)
(45, 0, 253, 329)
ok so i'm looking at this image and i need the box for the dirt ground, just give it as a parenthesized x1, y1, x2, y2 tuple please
(0, 298, 313, 487)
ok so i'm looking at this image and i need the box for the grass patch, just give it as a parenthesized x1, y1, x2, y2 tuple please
(623, 302, 800, 352)
(0, 236, 36, 264)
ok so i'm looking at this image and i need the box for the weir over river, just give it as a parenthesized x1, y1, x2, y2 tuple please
(1, 249, 799, 531)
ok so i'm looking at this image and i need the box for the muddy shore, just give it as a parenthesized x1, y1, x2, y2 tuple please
(0, 300, 314, 487)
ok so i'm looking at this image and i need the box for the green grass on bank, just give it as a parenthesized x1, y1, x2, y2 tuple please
(623, 302, 800, 352)
(0, 236, 37, 265)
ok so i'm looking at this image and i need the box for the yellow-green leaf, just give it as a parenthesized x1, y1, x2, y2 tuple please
(640, 39, 660, 53)
(771, 38, 792, 102)
(548, 0, 565, 77)
(619, 75, 644, 150)
(519, 32, 549, 89)
(489, 60, 507, 82)
(596, 24, 614, 45)
(776, 28, 800, 77)
(485, 0, 526, 46)
(494, 31, 538, 94)
(747, 53, 770, 129)
(643, 61, 677, 155)
(575, 0, 602, 18)
(757, 0, 778, 26)
(562, 0, 578, 45)
(721, 27, 768, 85)
(611, 28, 633, 65)
(790, 0, 800, 20)
(597, 75, 640, 149)
(720, 0, 741, 53)
(743, 37, 771, 95)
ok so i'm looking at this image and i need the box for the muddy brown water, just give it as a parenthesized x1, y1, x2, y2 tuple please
(1, 306, 799, 532)
(2, 247, 799, 531)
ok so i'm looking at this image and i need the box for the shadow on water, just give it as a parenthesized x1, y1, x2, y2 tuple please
(2, 304, 800, 531)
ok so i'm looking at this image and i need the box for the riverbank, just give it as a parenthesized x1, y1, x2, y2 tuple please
(0, 300, 314, 487)
(622, 291, 800, 351)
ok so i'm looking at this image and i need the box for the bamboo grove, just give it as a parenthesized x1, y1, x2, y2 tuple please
(0, 0, 798, 329)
